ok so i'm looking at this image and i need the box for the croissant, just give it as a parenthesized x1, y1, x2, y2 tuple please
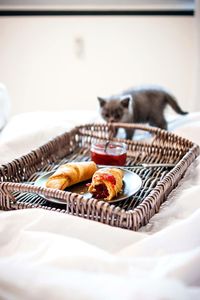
(46, 161, 98, 190)
(88, 168, 124, 201)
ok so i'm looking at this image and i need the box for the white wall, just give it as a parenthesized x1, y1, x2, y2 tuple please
(0, 16, 196, 115)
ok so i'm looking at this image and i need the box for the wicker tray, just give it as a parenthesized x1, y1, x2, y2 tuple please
(0, 123, 199, 231)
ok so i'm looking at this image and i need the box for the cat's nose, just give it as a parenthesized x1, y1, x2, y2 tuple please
(108, 117, 115, 122)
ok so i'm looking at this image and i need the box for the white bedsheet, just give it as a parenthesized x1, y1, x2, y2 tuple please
(0, 111, 200, 299)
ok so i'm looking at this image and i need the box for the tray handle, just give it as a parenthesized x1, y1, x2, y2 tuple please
(76, 122, 194, 149)
(0, 182, 82, 211)
(108, 122, 194, 148)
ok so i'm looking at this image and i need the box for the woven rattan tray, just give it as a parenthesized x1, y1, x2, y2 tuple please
(0, 123, 199, 230)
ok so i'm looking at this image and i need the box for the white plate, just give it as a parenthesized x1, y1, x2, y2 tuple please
(34, 169, 142, 205)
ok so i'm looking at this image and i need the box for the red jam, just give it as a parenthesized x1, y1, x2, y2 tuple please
(91, 142, 127, 166)
(100, 174, 116, 186)
(92, 184, 109, 199)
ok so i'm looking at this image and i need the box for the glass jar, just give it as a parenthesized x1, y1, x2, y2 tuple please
(91, 141, 127, 166)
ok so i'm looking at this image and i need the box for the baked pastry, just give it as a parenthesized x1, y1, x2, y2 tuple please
(46, 161, 98, 190)
(88, 168, 124, 201)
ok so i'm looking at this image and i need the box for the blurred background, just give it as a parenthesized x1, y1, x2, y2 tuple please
(0, 0, 199, 116)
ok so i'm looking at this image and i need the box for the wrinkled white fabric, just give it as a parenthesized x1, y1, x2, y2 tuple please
(0, 111, 200, 299)
(0, 110, 101, 164)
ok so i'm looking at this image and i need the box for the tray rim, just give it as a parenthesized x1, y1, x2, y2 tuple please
(0, 122, 199, 231)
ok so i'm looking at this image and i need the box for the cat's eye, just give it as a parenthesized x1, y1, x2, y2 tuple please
(105, 113, 110, 118)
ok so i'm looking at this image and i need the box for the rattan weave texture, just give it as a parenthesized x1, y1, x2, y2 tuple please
(0, 123, 199, 230)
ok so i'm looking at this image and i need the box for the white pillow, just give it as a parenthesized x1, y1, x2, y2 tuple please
(0, 83, 11, 131)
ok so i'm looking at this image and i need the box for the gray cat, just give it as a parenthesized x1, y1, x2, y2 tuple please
(98, 87, 188, 139)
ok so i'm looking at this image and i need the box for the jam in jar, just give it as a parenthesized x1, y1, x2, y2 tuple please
(91, 141, 127, 166)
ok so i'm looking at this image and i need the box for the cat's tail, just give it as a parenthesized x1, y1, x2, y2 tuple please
(165, 94, 188, 115)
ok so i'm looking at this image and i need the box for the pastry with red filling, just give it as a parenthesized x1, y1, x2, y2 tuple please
(46, 161, 98, 190)
(88, 168, 124, 201)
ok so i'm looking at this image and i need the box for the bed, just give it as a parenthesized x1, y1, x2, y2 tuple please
(0, 110, 199, 299)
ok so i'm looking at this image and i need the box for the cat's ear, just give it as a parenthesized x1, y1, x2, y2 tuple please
(120, 95, 132, 108)
(97, 97, 106, 107)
